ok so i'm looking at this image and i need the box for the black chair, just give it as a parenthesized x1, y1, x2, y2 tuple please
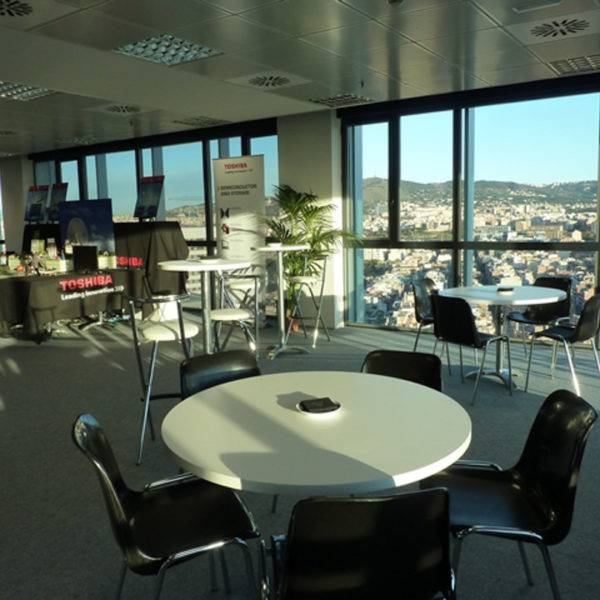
(506, 276, 572, 355)
(361, 349, 442, 391)
(525, 293, 600, 396)
(180, 349, 260, 399)
(411, 277, 437, 351)
(264, 488, 455, 600)
(420, 389, 597, 600)
(72, 414, 260, 600)
(431, 293, 512, 405)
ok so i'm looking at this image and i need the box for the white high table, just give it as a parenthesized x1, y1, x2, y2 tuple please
(161, 371, 471, 496)
(159, 258, 250, 354)
(439, 285, 567, 387)
(254, 244, 309, 359)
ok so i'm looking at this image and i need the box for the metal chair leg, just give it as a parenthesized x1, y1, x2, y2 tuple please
(116, 560, 127, 600)
(137, 341, 159, 465)
(518, 541, 534, 586)
(525, 336, 536, 392)
(471, 344, 488, 406)
(562, 339, 580, 396)
(414, 322, 424, 351)
(537, 541, 562, 600)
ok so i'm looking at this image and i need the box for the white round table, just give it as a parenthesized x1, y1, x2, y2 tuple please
(254, 244, 309, 359)
(159, 258, 250, 354)
(439, 285, 567, 386)
(161, 371, 471, 496)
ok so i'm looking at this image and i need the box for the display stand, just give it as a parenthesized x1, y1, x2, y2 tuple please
(134, 176, 165, 221)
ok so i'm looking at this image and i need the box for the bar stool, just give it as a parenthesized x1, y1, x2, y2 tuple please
(126, 292, 199, 464)
(285, 254, 330, 348)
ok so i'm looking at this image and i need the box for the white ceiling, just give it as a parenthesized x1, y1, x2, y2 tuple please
(0, 0, 599, 157)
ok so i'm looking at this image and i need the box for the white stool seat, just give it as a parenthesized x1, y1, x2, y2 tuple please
(141, 320, 200, 342)
(210, 308, 253, 322)
(289, 275, 318, 285)
(227, 278, 257, 292)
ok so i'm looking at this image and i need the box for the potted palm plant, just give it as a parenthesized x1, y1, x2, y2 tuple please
(263, 184, 359, 323)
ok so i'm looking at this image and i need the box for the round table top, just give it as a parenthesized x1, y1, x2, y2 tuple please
(161, 371, 471, 495)
(440, 284, 566, 306)
(158, 258, 251, 272)
(254, 244, 309, 253)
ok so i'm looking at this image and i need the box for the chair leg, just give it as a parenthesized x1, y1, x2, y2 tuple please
(271, 494, 279, 513)
(592, 338, 600, 377)
(445, 341, 452, 375)
(517, 541, 534, 586)
(153, 567, 167, 600)
(116, 561, 127, 600)
(536, 541, 562, 600)
(471, 344, 488, 406)
(505, 337, 513, 396)
(220, 548, 232, 593)
(562, 339, 580, 396)
(137, 341, 159, 465)
(413, 322, 423, 351)
(525, 336, 536, 392)
(232, 540, 260, 600)
(458, 346, 464, 382)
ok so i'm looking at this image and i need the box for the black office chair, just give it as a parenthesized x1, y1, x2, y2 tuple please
(361, 349, 442, 391)
(72, 414, 260, 600)
(431, 293, 512, 405)
(180, 349, 260, 399)
(525, 293, 600, 396)
(420, 389, 597, 600)
(263, 488, 454, 600)
(411, 277, 437, 351)
(506, 276, 572, 356)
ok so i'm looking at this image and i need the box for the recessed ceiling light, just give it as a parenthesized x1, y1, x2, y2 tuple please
(512, 0, 564, 14)
(549, 54, 600, 74)
(115, 34, 222, 66)
(0, 80, 55, 101)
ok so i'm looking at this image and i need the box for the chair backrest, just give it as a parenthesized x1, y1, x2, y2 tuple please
(570, 293, 600, 343)
(514, 389, 597, 545)
(72, 414, 157, 574)
(431, 293, 480, 347)
(361, 349, 442, 391)
(411, 278, 436, 323)
(279, 489, 453, 600)
(524, 276, 572, 322)
(180, 349, 260, 399)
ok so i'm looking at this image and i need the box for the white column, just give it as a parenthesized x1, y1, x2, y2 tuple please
(277, 111, 344, 329)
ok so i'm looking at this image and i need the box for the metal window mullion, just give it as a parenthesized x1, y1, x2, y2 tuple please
(389, 116, 399, 241)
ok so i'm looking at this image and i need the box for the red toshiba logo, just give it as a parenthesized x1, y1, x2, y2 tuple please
(117, 256, 143, 267)
(59, 274, 114, 292)
(224, 162, 247, 169)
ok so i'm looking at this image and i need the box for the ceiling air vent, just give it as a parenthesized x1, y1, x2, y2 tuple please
(0, 1, 33, 17)
(549, 54, 600, 74)
(309, 93, 373, 108)
(531, 18, 590, 38)
(102, 104, 141, 115)
(229, 71, 310, 90)
(173, 116, 231, 127)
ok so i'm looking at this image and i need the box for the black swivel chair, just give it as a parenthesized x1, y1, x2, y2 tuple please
(264, 488, 455, 600)
(411, 277, 437, 351)
(361, 349, 442, 391)
(431, 293, 512, 405)
(72, 414, 260, 600)
(180, 349, 260, 400)
(420, 389, 597, 600)
(506, 276, 572, 355)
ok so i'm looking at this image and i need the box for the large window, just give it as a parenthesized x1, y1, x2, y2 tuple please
(105, 151, 137, 221)
(345, 91, 600, 330)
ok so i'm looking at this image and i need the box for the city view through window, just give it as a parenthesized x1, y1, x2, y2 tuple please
(351, 93, 600, 334)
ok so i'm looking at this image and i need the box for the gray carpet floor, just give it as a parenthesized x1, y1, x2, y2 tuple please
(1, 315, 599, 599)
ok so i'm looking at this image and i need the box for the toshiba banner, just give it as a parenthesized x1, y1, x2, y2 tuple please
(213, 155, 265, 270)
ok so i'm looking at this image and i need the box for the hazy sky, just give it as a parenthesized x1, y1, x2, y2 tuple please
(362, 92, 600, 185)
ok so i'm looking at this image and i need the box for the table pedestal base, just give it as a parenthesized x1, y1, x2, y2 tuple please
(465, 368, 517, 389)
(266, 344, 310, 360)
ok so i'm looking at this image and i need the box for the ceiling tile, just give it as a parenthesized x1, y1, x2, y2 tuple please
(0, 0, 80, 31)
(94, 0, 227, 31)
(242, 0, 366, 37)
(173, 14, 289, 53)
(421, 27, 541, 71)
(202, 0, 285, 14)
(526, 29, 600, 60)
(338, 0, 459, 20)
(476, 61, 557, 85)
(470, 0, 595, 26)
(300, 20, 411, 61)
(376, 1, 496, 41)
(32, 12, 157, 50)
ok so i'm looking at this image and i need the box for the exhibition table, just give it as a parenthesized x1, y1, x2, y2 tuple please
(0, 269, 145, 340)
(254, 244, 309, 359)
(162, 370, 471, 496)
(439, 285, 567, 386)
(158, 258, 251, 354)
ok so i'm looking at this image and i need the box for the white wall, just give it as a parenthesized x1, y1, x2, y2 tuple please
(277, 111, 345, 329)
(0, 156, 34, 253)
